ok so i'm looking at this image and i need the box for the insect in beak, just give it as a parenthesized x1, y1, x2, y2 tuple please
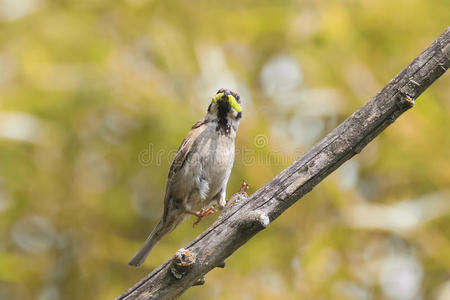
(211, 92, 242, 113)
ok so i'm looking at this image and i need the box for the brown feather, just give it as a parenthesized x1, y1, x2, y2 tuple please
(167, 119, 208, 180)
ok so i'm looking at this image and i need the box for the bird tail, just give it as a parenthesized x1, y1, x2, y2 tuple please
(128, 219, 169, 267)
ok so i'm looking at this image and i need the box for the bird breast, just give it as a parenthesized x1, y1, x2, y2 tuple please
(169, 123, 236, 210)
(197, 127, 235, 199)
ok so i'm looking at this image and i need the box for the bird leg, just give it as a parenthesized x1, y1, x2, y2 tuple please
(186, 206, 217, 227)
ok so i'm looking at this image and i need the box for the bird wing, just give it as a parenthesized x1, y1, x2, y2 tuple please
(161, 119, 208, 219)
(167, 119, 207, 180)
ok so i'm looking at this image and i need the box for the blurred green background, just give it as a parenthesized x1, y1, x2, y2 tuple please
(0, 0, 449, 299)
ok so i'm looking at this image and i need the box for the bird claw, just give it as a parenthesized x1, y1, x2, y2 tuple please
(192, 206, 217, 227)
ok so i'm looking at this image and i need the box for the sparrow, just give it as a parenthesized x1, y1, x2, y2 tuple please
(129, 88, 242, 267)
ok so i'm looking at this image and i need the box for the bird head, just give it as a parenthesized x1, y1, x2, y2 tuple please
(207, 88, 242, 122)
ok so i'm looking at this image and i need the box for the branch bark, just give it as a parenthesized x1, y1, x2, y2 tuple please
(117, 27, 449, 300)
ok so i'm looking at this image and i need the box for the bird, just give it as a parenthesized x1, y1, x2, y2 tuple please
(128, 88, 242, 267)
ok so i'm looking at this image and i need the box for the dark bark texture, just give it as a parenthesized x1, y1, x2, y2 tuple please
(117, 27, 449, 300)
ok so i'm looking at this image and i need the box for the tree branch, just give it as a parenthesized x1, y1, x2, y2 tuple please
(117, 27, 449, 300)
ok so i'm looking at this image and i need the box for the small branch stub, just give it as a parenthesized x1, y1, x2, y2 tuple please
(240, 210, 270, 230)
(170, 248, 196, 280)
(219, 180, 250, 221)
(192, 275, 206, 286)
(398, 91, 416, 108)
(255, 211, 270, 228)
(403, 95, 415, 107)
(225, 180, 249, 208)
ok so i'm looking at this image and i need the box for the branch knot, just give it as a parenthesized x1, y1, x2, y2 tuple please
(170, 248, 196, 279)
(240, 210, 270, 230)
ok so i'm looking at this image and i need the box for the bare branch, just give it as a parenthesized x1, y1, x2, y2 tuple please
(117, 27, 449, 300)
